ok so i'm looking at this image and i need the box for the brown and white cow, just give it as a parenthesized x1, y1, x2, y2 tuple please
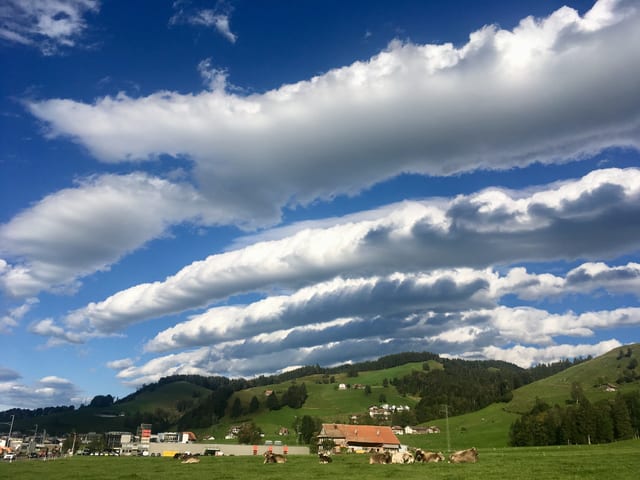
(391, 451, 414, 464)
(449, 447, 478, 463)
(414, 449, 445, 463)
(318, 452, 332, 463)
(369, 451, 392, 464)
(263, 451, 287, 464)
(181, 456, 200, 464)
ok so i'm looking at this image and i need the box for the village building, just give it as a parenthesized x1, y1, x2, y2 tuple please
(317, 423, 400, 453)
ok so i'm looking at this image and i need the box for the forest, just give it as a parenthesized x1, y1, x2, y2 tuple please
(509, 385, 640, 446)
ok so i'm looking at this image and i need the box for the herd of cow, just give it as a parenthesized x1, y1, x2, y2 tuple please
(177, 447, 477, 465)
(367, 447, 478, 465)
(262, 447, 478, 465)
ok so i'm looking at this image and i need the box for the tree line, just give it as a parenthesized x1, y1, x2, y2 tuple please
(390, 357, 586, 422)
(509, 385, 640, 446)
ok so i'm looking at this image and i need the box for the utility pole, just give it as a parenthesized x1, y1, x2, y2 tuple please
(0, 415, 14, 447)
(7, 415, 13, 448)
(442, 405, 451, 454)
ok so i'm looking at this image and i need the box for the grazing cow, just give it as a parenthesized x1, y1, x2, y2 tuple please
(449, 447, 478, 464)
(369, 451, 392, 464)
(263, 451, 287, 464)
(391, 451, 414, 464)
(181, 456, 200, 464)
(318, 452, 332, 463)
(414, 449, 445, 463)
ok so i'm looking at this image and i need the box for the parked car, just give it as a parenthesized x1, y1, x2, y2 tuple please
(3, 453, 16, 461)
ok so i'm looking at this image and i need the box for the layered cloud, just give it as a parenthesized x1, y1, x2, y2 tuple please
(0, 0, 99, 55)
(32, 167, 640, 341)
(0, 173, 226, 298)
(27, 0, 640, 225)
(114, 320, 630, 386)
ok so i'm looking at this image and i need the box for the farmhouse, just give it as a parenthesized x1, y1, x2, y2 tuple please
(317, 423, 400, 453)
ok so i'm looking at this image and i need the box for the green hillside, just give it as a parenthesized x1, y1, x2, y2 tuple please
(506, 343, 640, 414)
(202, 363, 428, 441)
(116, 380, 213, 414)
(3, 345, 638, 450)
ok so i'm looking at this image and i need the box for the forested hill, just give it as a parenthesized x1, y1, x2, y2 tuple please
(0, 350, 589, 433)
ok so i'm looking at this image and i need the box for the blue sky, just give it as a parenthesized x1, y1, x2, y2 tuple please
(1, 0, 639, 410)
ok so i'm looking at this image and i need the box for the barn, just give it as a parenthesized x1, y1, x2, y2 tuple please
(317, 424, 401, 453)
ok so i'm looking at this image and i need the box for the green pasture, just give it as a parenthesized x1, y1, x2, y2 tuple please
(210, 364, 425, 441)
(2, 440, 638, 480)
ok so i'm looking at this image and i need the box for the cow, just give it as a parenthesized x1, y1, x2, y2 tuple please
(369, 451, 392, 464)
(414, 449, 445, 463)
(263, 451, 287, 464)
(318, 452, 332, 463)
(449, 447, 478, 464)
(391, 451, 414, 464)
(181, 456, 200, 464)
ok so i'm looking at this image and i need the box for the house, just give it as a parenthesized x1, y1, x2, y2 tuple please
(403, 425, 440, 435)
(317, 424, 400, 453)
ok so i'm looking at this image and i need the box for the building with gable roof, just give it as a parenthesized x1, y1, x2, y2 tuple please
(317, 423, 400, 453)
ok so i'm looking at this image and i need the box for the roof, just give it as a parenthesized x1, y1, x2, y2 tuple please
(320, 424, 400, 446)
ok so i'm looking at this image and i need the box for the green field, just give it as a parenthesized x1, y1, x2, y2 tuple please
(2, 441, 639, 480)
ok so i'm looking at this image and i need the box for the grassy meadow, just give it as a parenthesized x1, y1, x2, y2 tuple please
(2, 440, 638, 480)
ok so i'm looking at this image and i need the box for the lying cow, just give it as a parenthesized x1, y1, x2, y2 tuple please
(369, 451, 392, 464)
(181, 456, 200, 464)
(391, 451, 414, 464)
(449, 447, 478, 463)
(263, 451, 287, 464)
(414, 449, 445, 463)
(318, 452, 332, 463)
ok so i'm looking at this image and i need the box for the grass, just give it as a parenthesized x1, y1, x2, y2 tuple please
(206, 363, 425, 441)
(2, 440, 638, 480)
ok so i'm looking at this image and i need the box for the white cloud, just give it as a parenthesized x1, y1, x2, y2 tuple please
(28, 0, 640, 224)
(170, 3, 237, 43)
(144, 270, 494, 352)
(0, 0, 99, 55)
(0, 297, 38, 333)
(110, 302, 636, 385)
(36, 167, 640, 341)
(482, 339, 623, 368)
(0, 374, 83, 410)
(0, 173, 226, 297)
(106, 358, 134, 370)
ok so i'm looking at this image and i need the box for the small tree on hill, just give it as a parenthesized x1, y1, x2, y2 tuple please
(237, 422, 262, 444)
(249, 395, 260, 413)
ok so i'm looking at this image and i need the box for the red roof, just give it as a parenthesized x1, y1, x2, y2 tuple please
(321, 424, 400, 446)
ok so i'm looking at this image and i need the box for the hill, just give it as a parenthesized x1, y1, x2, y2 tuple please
(2, 345, 638, 449)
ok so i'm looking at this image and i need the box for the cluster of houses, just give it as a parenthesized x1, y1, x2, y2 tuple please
(368, 403, 411, 419)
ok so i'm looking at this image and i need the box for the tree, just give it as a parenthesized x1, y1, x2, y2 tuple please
(282, 383, 308, 408)
(364, 385, 372, 396)
(612, 393, 634, 440)
(249, 395, 260, 413)
(237, 422, 262, 444)
(89, 394, 114, 408)
(297, 415, 321, 444)
(382, 378, 389, 388)
(266, 391, 281, 411)
(230, 398, 243, 418)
